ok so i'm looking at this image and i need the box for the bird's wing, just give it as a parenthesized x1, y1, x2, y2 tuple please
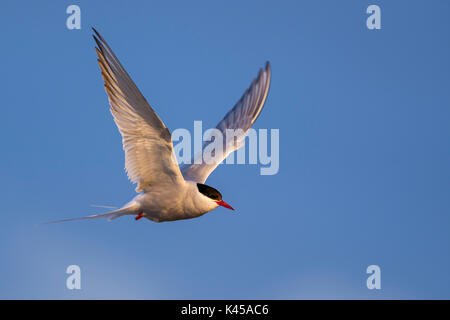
(182, 62, 271, 183)
(93, 29, 184, 192)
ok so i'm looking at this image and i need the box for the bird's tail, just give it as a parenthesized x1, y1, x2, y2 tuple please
(44, 202, 141, 224)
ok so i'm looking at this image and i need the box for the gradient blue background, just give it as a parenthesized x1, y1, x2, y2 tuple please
(1, 0, 449, 299)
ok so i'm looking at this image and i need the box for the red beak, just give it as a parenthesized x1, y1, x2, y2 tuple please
(216, 200, 234, 210)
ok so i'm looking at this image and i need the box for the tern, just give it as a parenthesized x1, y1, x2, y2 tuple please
(50, 29, 271, 223)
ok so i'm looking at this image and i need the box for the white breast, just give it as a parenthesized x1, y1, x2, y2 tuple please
(132, 180, 218, 222)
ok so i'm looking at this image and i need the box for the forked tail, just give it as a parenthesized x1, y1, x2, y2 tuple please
(44, 202, 141, 224)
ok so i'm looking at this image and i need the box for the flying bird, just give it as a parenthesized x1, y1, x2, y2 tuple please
(50, 28, 271, 223)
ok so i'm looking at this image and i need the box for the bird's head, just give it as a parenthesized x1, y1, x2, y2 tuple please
(196, 183, 234, 211)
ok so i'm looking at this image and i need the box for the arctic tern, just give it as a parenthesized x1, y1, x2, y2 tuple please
(50, 28, 271, 223)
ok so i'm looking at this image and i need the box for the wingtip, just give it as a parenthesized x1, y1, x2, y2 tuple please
(92, 27, 100, 36)
(265, 61, 271, 71)
(92, 34, 102, 52)
(92, 28, 105, 47)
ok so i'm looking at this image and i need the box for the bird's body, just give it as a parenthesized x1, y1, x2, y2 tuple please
(48, 28, 271, 224)
(129, 181, 218, 222)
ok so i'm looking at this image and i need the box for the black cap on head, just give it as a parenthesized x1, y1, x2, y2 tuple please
(197, 183, 222, 201)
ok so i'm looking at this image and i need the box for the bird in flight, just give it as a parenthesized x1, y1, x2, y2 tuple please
(51, 28, 271, 223)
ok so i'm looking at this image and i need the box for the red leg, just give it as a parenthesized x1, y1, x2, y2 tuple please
(135, 212, 144, 221)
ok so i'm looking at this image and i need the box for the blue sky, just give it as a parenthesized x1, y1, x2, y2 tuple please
(1, 0, 450, 299)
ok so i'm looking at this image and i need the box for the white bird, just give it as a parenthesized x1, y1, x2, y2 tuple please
(50, 28, 271, 223)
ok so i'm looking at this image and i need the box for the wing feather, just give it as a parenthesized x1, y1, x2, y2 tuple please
(93, 28, 183, 192)
(182, 62, 271, 183)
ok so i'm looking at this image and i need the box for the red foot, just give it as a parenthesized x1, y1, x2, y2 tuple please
(135, 213, 144, 221)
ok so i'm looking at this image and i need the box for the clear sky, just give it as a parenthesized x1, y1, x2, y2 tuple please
(1, 0, 449, 299)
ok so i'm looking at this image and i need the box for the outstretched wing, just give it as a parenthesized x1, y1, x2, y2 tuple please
(93, 28, 184, 192)
(182, 62, 271, 183)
